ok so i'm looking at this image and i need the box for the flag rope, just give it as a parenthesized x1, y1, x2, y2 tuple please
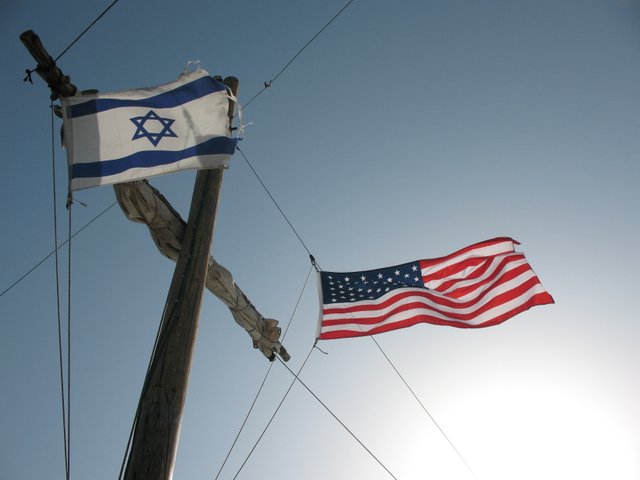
(237, 146, 317, 263)
(65, 198, 73, 480)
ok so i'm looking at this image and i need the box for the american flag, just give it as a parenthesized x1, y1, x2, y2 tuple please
(317, 237, 554, 340)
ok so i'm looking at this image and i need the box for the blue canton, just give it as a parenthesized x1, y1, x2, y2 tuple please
(130, 110, 178, 147)
(321, 261, 424, 304)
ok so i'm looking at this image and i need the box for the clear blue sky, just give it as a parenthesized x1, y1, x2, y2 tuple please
(1, 1, 639, 479)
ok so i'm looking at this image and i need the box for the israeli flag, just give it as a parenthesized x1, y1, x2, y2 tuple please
(61, 69, 236, 191)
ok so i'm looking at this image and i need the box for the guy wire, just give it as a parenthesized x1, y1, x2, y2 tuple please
(242, 0, 356, 110)
(0, 201, 118, 300)
(276, 355, 399, 480)
(237, 146, 316, 262)
(50, 102, 70, 480)
(231, 346, 316, 480)
(370, 336, 479, 480)
(54, 0, 123, 62)
(213, 266, 313, 480)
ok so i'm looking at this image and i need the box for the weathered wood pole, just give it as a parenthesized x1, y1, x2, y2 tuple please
(123, 76, 239, 480)
(20, 30, 77, 99)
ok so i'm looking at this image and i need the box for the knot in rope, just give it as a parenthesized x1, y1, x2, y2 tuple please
(24, 68, 35, 84)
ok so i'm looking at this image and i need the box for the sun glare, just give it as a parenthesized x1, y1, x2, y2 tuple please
(449, 385, 637, 480)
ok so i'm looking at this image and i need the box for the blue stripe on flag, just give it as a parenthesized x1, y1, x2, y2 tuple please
(71, 137, 236, 179)
(70, 76, 226, 118)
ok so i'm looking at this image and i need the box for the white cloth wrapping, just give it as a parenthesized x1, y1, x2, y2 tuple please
(113, 180, 289, 361)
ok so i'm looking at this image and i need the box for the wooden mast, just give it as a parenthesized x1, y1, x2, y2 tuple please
(20, 30, 77, 99)
(122, 76, 238, 480)
(20, 30, 240, 479)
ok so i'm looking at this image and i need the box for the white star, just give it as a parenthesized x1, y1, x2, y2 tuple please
(394, 270, 400, 276)
(344, 276, 350, 282)
(361, 275, 366, 281)
(412, 265, 418, 271)
(377, 273, 383, 279)
(386, 277, 393, 283)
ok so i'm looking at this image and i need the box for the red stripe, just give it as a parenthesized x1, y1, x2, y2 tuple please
(422, 256, 487, 282)
(322, 274, 550, 327)
(324, 259, 533, 318)
(318, 290, 553, 339)
(430, 254, 525, 297)
(419, 237, 516, 269)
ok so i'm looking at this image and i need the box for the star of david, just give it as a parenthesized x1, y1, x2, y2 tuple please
(130, 110, 178, 147)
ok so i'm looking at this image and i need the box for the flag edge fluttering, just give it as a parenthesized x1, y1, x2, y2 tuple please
(61, 68, 235, 191)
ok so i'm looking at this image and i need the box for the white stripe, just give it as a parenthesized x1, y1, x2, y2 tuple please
(322, 268, 538, 321)
(423, 259, 489, 291)
(320, 282, 548, 334)
(64, 69, 209, 102)
(438, 255, 527, 297)
(421, 239, 516, 278)
(423, 253, 519, 291)
(66, 90, 229, 164)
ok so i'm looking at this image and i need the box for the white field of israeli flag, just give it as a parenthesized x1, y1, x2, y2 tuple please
(61, 69, 235, 191)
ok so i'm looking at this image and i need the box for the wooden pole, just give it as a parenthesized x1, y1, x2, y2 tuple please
(20, 30, 77, 99)
(122, 76, 238, 480)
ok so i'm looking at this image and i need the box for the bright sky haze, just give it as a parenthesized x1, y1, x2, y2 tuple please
(1, 1, 639, 479)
